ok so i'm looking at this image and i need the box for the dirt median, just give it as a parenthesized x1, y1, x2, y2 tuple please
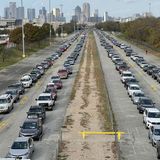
(58, 32, 117, 160)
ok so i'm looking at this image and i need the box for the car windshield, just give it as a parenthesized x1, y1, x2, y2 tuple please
(142, 99, 153, 105)
(134, 93, 144, 97)
(6, 90, 16, 95)
(0, 98, 7, 104)
(11, 141, 28, 149)
(23, 122, 37, 129)
(148, 112, 160, 118)
(38, 96, 51, 101)
(29, 108, 41, 112)
(123, 74, 132, 77)
(21, 78, 29, 82)
(154, 129, 160, 136)
(52, 80, 59, 83)
(130, 86, 139, 90)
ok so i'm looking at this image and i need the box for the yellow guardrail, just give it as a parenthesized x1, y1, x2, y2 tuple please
(80, 131, 125, 140)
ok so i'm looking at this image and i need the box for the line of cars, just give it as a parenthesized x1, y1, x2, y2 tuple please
(96, 30, 160, 159)
(0, 34, 80, 115)
(5, 33, 86, 159)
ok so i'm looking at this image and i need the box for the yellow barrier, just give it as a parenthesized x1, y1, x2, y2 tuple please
(80, 131, 125, 140)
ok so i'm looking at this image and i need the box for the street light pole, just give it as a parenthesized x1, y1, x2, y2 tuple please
(49, 0, 52, 46)
(21, 0, 25, 58)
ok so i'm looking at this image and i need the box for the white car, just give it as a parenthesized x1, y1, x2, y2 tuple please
(120, 44, 126, 49)
(121, 71, 134, 83)
(148, 125, 160, 147)
(0, 94, 14, 113)
(143, 108, 160, 129)
(127, 84, 141, 97)
(131, 55, 139, 61)
(131, 91, 145, 104)
(36, 93, 55, 111)
(20, 75, 32, 88)
(139, 62, 148, 68)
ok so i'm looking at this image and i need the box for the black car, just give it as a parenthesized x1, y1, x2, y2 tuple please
(28, 105, 46, 123)
(19, 118, 43, 140)
(8, 83, 25, 95)
(124, 78, 138, 89)
(157, 141, 160, 159)
(137, 97, 155, 113)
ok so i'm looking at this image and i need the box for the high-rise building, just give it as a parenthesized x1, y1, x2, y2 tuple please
(9, 2, 17, 19)
(4, 7, 10, 19)
(16, 7, 24, 19)
(27, 8, 35, 22)
(53, 8, 61, 18)
(75, 6, 81, 22)
(82, 2, 90, 22)
(39, 7, 47, 22)
(104, 11, 109, 22)
(94, 9, 98, 18)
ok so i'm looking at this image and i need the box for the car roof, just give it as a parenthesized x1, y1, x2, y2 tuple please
(30, 105, 42, 109)
(153, 125, 160, 129)
(145, 108, 160, 112)
(14, 136, 30, 142)
(129, 84, 140, 87)
(0, 94, 11, 99)
(122, 71, 132, 74)
(39, 93, 51, 96)
(24, 118, 39, 123)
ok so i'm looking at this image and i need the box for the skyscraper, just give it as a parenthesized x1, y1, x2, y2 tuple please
(9, 2, 17, 19)
(16, 7, 24, 19)
(75, 6, 81, 22)
(53, 8, 61, 18)
(4, 7, 10, 19)
(39, 7, 47, 22)
(27, 8, 35, 22)
(82, 2, 90, 22)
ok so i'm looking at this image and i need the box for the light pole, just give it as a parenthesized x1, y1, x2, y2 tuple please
(49, 0, 52, 46)
(60, 4, 64, 38)
(21, 0, 25, 58)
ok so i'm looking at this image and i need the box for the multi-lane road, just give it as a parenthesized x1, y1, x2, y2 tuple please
(0, 34, 85, 159)
(1, 29, 160, 160)
(94, 30, 160, 160)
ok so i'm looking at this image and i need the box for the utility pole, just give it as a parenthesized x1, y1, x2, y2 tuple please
(149, 2, 151, 13)
(21, 0, 25, 58)
(49, 0, 52, 45)
(60, 4, 64, 38)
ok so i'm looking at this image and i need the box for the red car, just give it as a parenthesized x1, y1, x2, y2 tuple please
(51, 79, 63, 89)
(57, 69, 68, 79)
(44, 87, 57, 100)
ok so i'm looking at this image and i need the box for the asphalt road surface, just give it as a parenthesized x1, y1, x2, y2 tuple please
(94, 31, 158, 160)
(0, 33, 86, 160)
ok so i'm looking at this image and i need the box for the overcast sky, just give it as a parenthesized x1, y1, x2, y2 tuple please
(0, 0, 160, 21)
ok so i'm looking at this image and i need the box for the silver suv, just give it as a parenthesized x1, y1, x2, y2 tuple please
(0, 94, 14, 113)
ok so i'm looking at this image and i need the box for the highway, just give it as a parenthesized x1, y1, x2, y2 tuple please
(94, 31, 158, 160)
(0, 33, 85, 160)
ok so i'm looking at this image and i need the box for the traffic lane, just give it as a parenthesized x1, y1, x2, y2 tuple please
(110, 33, 160, 66)
(94, 32, 157, 160)
(0, 35, 79, 131)
(0, 35, 74, 94)
(0, 36, 85, 159)
(112, 44, 160, 106)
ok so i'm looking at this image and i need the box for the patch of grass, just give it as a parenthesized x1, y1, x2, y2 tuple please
(90, 32, 113, 131)
(116, 33, 160, 57)
(79, 112, 91, 128)
(0, 39, 50, 70)
(69, 41, 86, 101)
(65, 115, 74, 126)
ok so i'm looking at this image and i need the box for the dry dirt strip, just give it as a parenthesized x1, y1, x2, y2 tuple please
(58, 32, 117, 160)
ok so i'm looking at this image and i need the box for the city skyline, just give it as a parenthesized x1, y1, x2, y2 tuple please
(0, 0, 160, 22)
